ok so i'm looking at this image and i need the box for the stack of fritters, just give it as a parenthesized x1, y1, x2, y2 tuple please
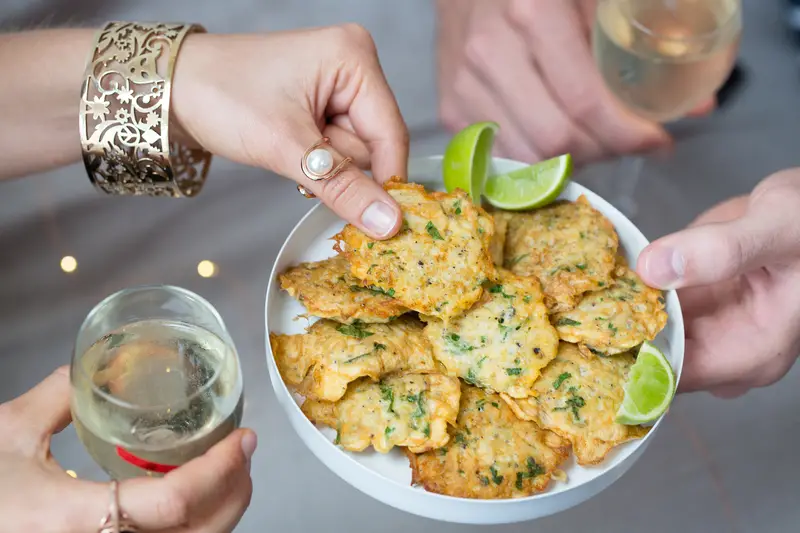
(270, 178, 668, 500)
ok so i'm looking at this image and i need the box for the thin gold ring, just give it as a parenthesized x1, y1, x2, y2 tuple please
(98, 480, 138, 533)
(298, 137, 352, 199)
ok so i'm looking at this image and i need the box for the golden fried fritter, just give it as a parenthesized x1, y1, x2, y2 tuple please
(279, 255, 408, 324)
(302, 373, 461, 454)
(489, 211, 510, 267)
(423, 269, 559, 398)
(553, 261, 667, 356)
(407, 385, 570, 499)
(269, 316, 437, 402)
(502, 342, 648, 465)
(503, 196, 618, 312)
(334, 179, 497, 321)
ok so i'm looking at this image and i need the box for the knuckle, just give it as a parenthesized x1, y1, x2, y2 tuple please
(463, 32, 492, 70)
(569, 93, 604, 124)
(508, 0, 536, 26)
(334, 23, 376, 52)
(536, 127, 574, 159)
(320, 171, 364, 211)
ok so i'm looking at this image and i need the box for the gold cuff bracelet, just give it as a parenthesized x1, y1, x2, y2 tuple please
(79, 22, 212, 197)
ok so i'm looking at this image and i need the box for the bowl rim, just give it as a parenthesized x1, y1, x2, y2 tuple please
(263, 154, 685, 509)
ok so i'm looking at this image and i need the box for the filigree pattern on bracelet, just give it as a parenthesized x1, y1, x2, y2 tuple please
(79, 22, 211, 198)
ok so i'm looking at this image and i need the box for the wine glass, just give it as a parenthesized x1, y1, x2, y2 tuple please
(70, 285, 244, 480)
(592, 0, 743, 216)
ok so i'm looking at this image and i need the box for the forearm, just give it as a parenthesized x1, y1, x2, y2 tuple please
(0, 29, 94, 179)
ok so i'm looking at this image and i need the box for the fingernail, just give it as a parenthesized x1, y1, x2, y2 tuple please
(241, 430, 257, 460)
(361, 201, 397, 237)
(643, 246, 685, 289)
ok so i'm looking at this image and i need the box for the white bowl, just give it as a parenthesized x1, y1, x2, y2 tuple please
(264, 156, 684, 524)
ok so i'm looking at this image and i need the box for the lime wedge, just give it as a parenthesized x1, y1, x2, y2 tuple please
(616, 341, 676, 425)
(483, 154, 572, 211)
(442, 122, 499, 202)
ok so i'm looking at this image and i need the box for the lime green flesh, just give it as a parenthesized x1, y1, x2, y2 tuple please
(483, 154, 573, 211)
(442, 122, 499, 203)
(616, 342, 676, 425)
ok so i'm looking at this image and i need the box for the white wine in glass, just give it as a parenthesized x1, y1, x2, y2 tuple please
(71, 286, 244, 479)
(592, 0, 742, 216)
(594, 0, 742, 122)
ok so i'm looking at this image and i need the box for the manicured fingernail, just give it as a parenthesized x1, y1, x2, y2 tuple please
(361, 201, 397, 237)
(241, 430, 257, 460)
(643, 247, 685, 289)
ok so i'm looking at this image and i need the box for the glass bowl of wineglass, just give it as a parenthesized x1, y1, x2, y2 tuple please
(70, 285, 244, 479)
(592, 0, 743, 215)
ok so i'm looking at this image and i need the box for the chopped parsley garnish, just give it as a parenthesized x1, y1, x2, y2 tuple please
(379, 250, 395, 255)
(608, 323, 618, 334)
(597, 281, 606, 287)
(373, 343, 387, 350)
(477, 356, 488, 368)
(553, 372, 572, 390)
(343, 352, 372, 364)
(385, 426, 395, 437)
(349, 285, 395, 297)
(425, 221, 444, 241)
(367, 242, 375, 249)
(489, 465, 504, 485)
(480, 335, 487, 343)
(515, 457, 545, 489)
(491, 402, 500, 408)
(454, 433, 468, 447)
(506, 367, 522, 376)
(488, 284, 515, 299)
(445, 332, 475, 353)
(334, 429, 341, 445)
(423, 422, 431, 438)
(555, 387, 586, 421)
(556, 318, 582, 327)
(380, 383, 395, 414)
(476, 399, 486, 411)
(411, 392, 426, 418)
(336, 323, 374, 339)
(657, 296, 666, 305)
(479, 476, 490, 486)
(453, 200, 462, 215)
(464, 368, 480, 386)
(576, 263, 587, 270)
(401, 219, 410, 232)
(523, 295, 532, 303)
(509, 254, 529, 266)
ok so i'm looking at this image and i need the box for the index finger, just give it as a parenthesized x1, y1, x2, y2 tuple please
(326, 32, 409, 183)
(508, 0, 670, 155)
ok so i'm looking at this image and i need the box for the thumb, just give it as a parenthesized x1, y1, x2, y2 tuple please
(274, 119, 403, 240)
(103, 428, 257, 530)
(637, 211, 791, 289)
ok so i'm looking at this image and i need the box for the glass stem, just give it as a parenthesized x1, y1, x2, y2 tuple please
(615, 155, 644, 218)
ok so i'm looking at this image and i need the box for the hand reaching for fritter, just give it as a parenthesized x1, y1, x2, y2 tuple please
(637, 169, 800, 397)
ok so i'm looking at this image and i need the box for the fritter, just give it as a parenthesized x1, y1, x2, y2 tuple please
(334, 179, 497, 321)
(269, 316, 437, 402)
(489, 211, 510, 267)
(279, 255, 408, 324)
(302, 373, 461, 453)
(423, 269, 559, 398)
(407, 385, 570, 499)
(553, 260, 667, 356)
(502, 342, 649, 465)
(503, 196, 618, 312)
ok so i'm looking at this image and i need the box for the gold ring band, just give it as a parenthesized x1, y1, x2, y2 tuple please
(98, 480, 138, 533)
(298, 137, 352, 199)
(79, 22, 212, 198)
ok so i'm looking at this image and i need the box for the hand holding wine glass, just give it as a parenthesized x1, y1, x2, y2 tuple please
(0, 367, 256, 532)
(435, 0, 672, 166)
(592, 0, 742, 215)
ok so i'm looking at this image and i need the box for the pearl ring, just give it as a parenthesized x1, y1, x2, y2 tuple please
(298, 137, 353, 199)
